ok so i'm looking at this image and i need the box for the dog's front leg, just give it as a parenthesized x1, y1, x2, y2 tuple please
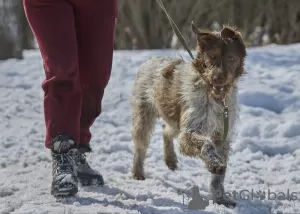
(178, 132, 226, 175)
(209, 137, 236, 207)
(179, 132, 235, 207)
(210, 172, 236, 207)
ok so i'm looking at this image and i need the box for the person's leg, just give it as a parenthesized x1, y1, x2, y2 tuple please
(74, 0, 117, 149)
(67, 0, 117, 186)
(23, 0, 81, 196)
(24, 0, 82, 148)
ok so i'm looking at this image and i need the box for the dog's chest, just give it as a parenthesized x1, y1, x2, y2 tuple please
(183, 83, 232, 137)
(205, 101, 225, 133)
(197, 99, 224, 134)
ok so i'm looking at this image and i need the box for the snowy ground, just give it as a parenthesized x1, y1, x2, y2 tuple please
(1, 44, 300, 214)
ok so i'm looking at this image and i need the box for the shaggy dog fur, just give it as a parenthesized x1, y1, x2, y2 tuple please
(131, 23, 246, 207)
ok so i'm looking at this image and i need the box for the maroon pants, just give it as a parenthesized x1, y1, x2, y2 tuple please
(24, 0, 117, 148)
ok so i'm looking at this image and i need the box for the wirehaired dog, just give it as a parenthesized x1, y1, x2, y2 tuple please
(131, 23, 246, 207)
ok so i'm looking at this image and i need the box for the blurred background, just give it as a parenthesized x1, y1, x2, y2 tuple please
(1, 0, 300, 60)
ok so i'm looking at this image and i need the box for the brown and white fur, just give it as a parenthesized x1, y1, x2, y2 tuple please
(131, 23, 246, 207)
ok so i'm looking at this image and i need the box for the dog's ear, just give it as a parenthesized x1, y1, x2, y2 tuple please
(191, 21, 210, 37)
(221, 25, 246, 57)
(221, 26, 236, 38)
(221, 25, 243, 40)
(191, 22, 217, 50)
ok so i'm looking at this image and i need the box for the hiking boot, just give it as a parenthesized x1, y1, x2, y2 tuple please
(50, 135, 78, 197)
(71, 146, 104, 186)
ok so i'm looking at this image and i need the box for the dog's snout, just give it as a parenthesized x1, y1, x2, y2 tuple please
(212, 75, 224, 85)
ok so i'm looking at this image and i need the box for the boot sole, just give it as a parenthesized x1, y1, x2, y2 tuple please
(51, 186, 78, 197)
(77, 172, 104, 186)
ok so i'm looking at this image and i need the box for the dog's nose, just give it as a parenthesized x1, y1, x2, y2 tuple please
(212, 76, 224, 85)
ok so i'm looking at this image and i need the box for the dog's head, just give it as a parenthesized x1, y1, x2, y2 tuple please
(191, 23, 246, 99)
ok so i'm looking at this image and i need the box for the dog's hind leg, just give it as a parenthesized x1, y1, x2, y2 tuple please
(131, 102, 156, 180)
(162, 123, 178, 171)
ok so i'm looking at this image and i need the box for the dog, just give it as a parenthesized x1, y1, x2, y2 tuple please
(131, 23, 246, 207)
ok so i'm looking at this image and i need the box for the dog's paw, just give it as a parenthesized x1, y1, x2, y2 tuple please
(165, 159, 178, 171)
(213, 197, 236, 208)
(132, 173, 145, 180)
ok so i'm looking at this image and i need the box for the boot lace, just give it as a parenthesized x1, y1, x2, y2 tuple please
(53, 152, 75, 175)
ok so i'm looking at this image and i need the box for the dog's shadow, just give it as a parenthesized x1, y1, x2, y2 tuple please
(57, 185, 215, 214)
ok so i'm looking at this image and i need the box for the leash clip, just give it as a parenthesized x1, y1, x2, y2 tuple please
(222, 96, 229, 142)
(222, 97, 228, 117)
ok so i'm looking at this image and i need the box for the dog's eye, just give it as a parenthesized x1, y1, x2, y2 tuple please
(228, 55, 234, 61)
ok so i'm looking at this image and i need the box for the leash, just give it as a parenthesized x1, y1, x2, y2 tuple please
(222, 97, 229, 142)
(156, 0, 194, 60)
(156, 0, 228, 142)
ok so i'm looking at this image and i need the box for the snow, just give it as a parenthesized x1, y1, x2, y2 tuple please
(1, 43, 300, 213)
